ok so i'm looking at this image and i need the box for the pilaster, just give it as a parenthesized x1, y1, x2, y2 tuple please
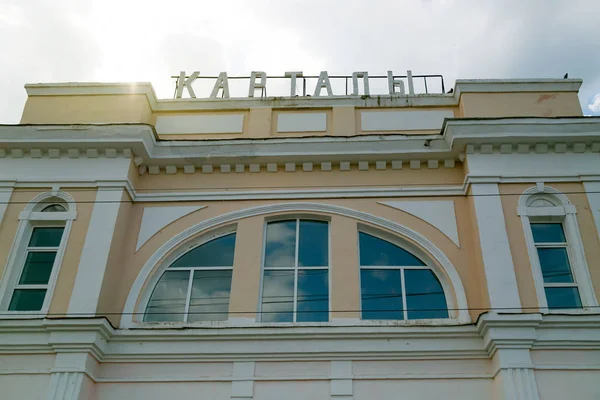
(471, 183, 522, 311)
(67, 187, 125, 315)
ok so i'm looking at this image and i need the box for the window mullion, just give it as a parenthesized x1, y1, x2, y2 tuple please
(400, 268, 408, 320)
(183, 270, 194, 322)
(293, 219, 300, 323)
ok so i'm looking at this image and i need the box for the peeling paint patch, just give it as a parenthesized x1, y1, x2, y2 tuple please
(536, 94, 557, 104)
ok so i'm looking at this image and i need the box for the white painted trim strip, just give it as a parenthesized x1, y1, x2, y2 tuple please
(68, 188, 124, 315)
(136, 205, 206, 251)
(0, 186, 13, 229)
(471, 183, 522, 311)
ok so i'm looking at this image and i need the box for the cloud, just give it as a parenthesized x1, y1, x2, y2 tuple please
(589, 93, 600, 114)
(0, 0, 599, 121)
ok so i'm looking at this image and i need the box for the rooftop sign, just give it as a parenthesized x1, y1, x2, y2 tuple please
(173, 71, 445, 99)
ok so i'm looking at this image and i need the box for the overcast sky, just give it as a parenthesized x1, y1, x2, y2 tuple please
(1, 0, 599, 122)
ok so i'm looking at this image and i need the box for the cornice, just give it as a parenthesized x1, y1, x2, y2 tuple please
(1, 118, 600, 175)
(1, 314, 599, 362)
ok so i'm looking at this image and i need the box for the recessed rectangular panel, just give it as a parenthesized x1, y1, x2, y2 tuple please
(155, 114, 244, 134)
(361, 110, 453, 131)
(277, 113, 327, 132)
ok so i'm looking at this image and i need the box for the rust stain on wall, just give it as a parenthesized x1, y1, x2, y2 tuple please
(536, 94, 557, 103)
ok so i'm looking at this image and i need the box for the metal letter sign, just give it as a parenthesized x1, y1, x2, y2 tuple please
(173, 70, 444, 99)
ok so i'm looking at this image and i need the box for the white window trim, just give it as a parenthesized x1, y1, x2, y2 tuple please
(258, 216, 331, 323)
(518, 185, 598, 312)
(0, 191, 76, 318)
(357, 227, 454, 322)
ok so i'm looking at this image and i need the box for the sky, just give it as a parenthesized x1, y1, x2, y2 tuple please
(1, 0, 599, 122)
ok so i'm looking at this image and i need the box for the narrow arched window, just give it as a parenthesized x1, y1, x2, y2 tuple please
(359, 232, 448, 320)
(519, 187, 598, 310)
(144, 233, 236, 323)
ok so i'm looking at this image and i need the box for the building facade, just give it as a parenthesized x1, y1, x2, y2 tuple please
(0, 77, 599, 399)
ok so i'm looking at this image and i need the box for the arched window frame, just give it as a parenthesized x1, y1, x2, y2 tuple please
(257, 214, 332, 323)
(0, 191, 77, 317)
(357, 224, 455, 321)
(518, 185, 598, 311)
(137, 224, 237, 324)
(122, 203, 471, 328)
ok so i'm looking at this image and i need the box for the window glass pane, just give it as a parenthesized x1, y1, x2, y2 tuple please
(360, 269, 403, 320)
(144, 271, 190, 322)
(264, 221, 297, 269)
(28, 227, 64, 247)
(169, 233, 236, 268)
(188, 270, 232, 322)
(297, 269, 329, 322)
(531, 223, 566, 243)
(545, 287, 582, 309)
(298, 220, 328, 267)
(537, 248, 574, 283)
(8, 289, 47, 311)
(261, 270, 294, 322)
(404, 269, 448, 319)
(19, 252, 57, 285)
(41, 204, 66, 212)
(359, 232, 424, 266)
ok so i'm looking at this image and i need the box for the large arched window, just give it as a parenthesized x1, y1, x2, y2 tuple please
(359, 232, 448, 320)
(144, 232, 236, 323)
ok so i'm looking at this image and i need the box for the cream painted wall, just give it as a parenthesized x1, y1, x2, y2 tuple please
(535, 370, 600, 399)
(20, 94, 153, 124)
(459, 92, 583, 117)
(229, 216, 264, 320)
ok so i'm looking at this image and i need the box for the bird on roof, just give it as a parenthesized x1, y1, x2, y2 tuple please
(564, 73, 569, 79)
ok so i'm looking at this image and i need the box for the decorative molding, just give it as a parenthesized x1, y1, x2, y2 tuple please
(583, 181, 600, 247)
(0, 186, 13, 230)
(501, 368, 540, 400)
(136, 205, 206, 251)
(67, 188, 124, 315)
(379, 200, 460, 247)
(471, 183, 522, 311)
(1, 313, 599, 361)
(47, 372, 85, 400)
(155, 114, 245, 135)
(231, 362, 255, 399)
(330, 361, 353, 400)
(121, 202, 471, 328)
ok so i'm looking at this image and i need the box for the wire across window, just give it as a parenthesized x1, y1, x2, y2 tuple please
(359, 232, 448, 320)
(144, 233, 236, 322)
